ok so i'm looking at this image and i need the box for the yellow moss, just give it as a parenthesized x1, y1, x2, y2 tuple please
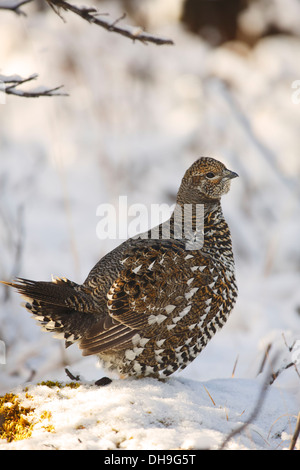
(38, 410, 55, 433)
(37, 380, 62, 388)
(65, 382, 81, 389)
(37, 381, 80, 389)
(0, 381, 80, 442)
(0, 393, 34, 442)
(40, 411, 52, 420)
(42, 425, 55, 433)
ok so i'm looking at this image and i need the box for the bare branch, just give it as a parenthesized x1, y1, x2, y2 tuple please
(0, 0, 174, 45)
(0, 73, 68, 98)
(45, 0, 174, 46)
(0, 0, 33, 16)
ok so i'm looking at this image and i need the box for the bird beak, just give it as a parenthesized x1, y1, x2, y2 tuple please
(224, 169, 239, 180)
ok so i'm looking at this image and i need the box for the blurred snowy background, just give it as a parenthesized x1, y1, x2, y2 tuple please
(0, 0, 299, 447)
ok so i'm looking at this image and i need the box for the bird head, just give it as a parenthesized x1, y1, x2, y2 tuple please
(177, 157, 238, 204)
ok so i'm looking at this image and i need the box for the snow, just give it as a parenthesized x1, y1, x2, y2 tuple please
(0, 375, 298, 450)
(0, 0, 299, 451)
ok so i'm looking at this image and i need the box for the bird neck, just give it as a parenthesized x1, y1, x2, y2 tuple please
(165, 199, 225, 250)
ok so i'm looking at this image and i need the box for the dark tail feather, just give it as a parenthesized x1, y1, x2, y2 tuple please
(1, 277, 97, 347)
(2, 276, 80, 306)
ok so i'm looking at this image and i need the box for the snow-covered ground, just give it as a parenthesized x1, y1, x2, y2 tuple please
(0, 0, 299, 450)
(0, 375, 298, 450)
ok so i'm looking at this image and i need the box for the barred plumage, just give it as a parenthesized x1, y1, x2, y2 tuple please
(2, 157, 238, 379)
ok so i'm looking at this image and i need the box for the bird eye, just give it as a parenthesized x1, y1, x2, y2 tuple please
(206, 172, 215, 179)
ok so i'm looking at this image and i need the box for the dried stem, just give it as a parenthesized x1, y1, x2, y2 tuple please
(257, 343, 272, 376)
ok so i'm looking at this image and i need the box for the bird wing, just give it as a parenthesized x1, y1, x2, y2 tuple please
(79, 238, 213, 356)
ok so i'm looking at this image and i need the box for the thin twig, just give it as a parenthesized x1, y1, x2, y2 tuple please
(0, 0, 33, 16)
(45, 0, 174, 46)
(219, 353, 279, 450)
(219, 380, 269, 449)
(109, 12, 126, 29)
(0, 73, 68, 98)
(268, 337, 300, 385)
(269, 362, 296, 385)
(6, 84, 67, 97)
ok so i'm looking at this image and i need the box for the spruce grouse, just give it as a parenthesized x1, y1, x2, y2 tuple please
(2, 157, 238, 379)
